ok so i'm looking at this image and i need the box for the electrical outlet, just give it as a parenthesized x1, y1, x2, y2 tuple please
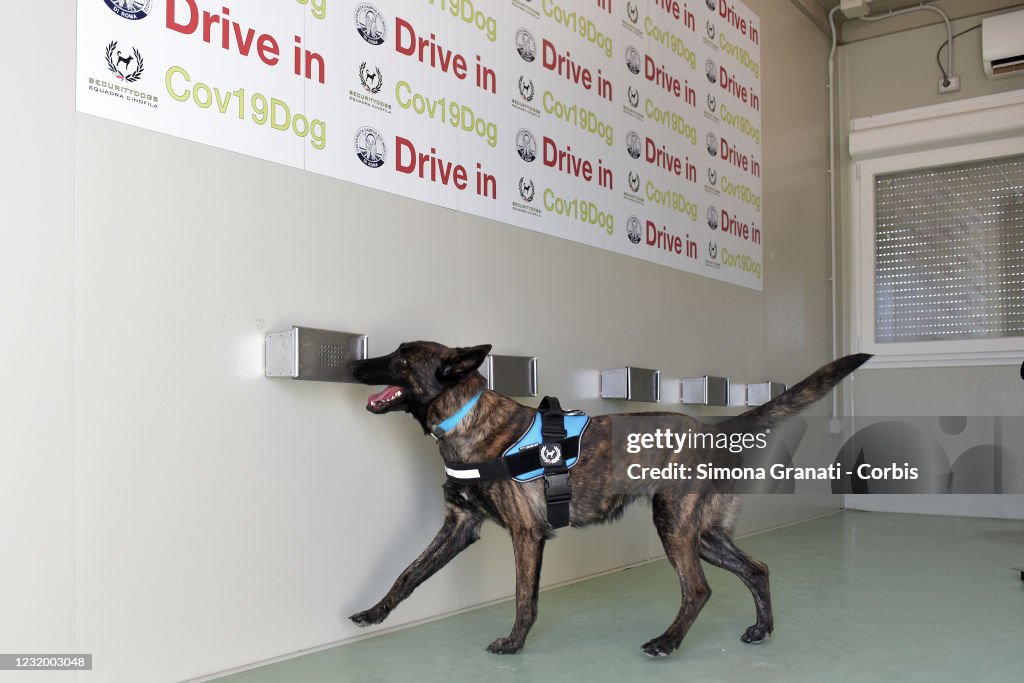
(938, 75, 961, 94)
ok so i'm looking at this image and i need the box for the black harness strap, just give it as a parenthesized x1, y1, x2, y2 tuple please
(442, 436, 584, 482)
(539, 396, 567, 440)
(537, 396, 571, 528)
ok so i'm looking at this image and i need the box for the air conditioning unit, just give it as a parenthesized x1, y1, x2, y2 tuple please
(982, 9, 1024, 79)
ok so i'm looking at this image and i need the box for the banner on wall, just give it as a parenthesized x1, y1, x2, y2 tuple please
(77, 0, 764, 290)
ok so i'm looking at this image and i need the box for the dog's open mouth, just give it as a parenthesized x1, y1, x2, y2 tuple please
(367, 386, 406, 413)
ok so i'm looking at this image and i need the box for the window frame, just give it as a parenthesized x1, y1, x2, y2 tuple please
(848, 91, 1024, 368)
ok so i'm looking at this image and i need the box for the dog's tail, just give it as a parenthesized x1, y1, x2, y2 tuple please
(730, 353, 872, 429)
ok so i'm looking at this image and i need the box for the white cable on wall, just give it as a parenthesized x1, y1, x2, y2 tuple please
(858, 4, 954, 85)
(825, 2, 956, 426)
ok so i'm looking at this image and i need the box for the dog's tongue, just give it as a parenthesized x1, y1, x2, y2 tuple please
(368, 386, 402, 409)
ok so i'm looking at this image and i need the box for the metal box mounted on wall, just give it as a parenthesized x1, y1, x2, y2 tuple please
(600, 367, 661, 402)
(481, 355, 538, 397)
(728, 382, 748, 407)
(747, 381, 787, 406)
(265, 327, 368, 382)
(681, 376, 730, 406)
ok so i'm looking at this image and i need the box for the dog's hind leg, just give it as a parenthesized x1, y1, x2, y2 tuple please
(699, 529, 773, 643)
(642, 493, 711, 657)
(349, 505, 482, 627)
(487, 528, 545, 654)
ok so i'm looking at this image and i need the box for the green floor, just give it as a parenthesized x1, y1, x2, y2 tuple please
(215, 511, 1024, 682)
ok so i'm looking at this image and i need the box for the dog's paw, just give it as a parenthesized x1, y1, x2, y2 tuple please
(349, 606, 388, 627)
(641, 636, 678, 658)
(486, 637, 524, 655)
(740, 623, 772, 644)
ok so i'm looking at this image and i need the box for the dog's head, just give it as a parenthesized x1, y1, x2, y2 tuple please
(351, 341, 491, 421)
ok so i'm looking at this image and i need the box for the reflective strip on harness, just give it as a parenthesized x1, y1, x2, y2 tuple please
(444, 466, 481, 479)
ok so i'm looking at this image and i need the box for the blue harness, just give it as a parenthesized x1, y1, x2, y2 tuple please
(439, 395, 590, 528)
(503, 411, 590, 481)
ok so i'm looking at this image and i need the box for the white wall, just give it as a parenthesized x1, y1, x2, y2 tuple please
(1, 3, 839, 682)
(0, 4, 77, 683)
(836, 7, 1024, 518)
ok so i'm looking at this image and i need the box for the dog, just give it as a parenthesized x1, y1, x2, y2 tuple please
(349, 342, 869, 657)
(116, 51, 134, 70)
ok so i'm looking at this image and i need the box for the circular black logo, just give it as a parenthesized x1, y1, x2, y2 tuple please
(103, 0, 152, 20)
(354, 127, 387, 168)
(707, 93, 717, 113)
(708, 241, 719, 259)
(707, 167, 718, 186)
(516, 128, 538, 162)
(627, 85, 640, 108)
(105, 41, 144, 82)
(705, 20, 716, 39)
(516, 28, 537, 62)
(706, 132, 718, 157)
(628, 171, 640, 193)
(707, 206, 719, 230)
(626, 131, 642, 159)
(519, 177, 536, 202)
(355, 4, 387, 46)
(705, 0, 716, 11)
(625, 46, 641, 75)
(627, 215, 642, 244)
(705, 59, 717, 83)
(518, 76, 535, 102)
(359, 62, 383, 94)
(627, 1, 639, 24)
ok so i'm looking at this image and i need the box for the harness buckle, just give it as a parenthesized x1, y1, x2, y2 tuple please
(544, 471, 571, 502)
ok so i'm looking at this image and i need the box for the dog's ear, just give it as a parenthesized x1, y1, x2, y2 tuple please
(438, 344, 492, 381)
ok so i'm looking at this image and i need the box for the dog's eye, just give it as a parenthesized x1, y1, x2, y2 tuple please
(397, 357, 409, 367)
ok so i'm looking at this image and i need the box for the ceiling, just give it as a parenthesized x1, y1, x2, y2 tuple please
(792, 0, 1024, 40)
(815, 0, 949, 13)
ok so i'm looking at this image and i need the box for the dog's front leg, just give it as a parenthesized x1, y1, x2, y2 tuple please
(349, 506, 481, 627)
(486, 528, 546, 655)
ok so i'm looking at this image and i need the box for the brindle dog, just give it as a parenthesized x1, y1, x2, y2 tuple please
(349, 342, 869, 657)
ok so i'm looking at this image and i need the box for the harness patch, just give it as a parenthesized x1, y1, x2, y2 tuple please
(539, 444, 562, 466)
(504, 412, 590, 481)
